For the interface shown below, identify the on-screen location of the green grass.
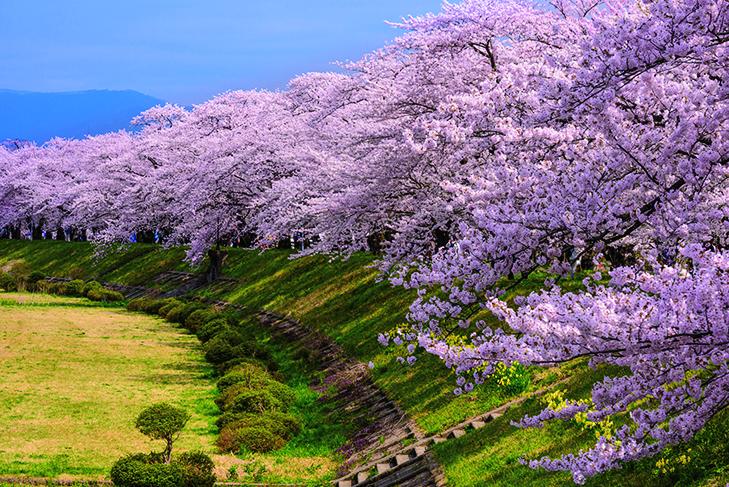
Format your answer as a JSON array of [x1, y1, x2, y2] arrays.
[[0, 292, 219, 481], [432, 364, 729, 487], [2, 240, 729, 486]]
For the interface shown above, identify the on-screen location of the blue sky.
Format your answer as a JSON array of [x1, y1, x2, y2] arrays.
[[0, 0, 444, 104]]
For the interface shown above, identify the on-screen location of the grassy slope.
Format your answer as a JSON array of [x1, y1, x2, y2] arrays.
[[1, 240, 727, 486], [0, 292, 218, 479]]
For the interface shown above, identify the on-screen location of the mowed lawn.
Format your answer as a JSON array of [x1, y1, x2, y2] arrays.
[[0, 293, 219, 481]]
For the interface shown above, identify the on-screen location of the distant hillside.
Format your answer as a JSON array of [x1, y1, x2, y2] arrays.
[[0, 89, 164, 143]]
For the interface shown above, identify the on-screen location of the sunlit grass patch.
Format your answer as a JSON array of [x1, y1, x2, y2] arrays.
[[0, 293, 219, 480]]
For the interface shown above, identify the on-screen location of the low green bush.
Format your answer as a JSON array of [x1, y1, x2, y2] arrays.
[[217, 411, 300, 441], [142, 298, 172, 314], [216, 363, 270, 392], [171, 302, 205, 325], [227, 389, 285, 414], [264, 380, 296, 408], [176, 451, 216, 487], [66, 279, 86, 295], [87, 288, 125, 302], [185, 309, 216, 332], [217, 426, 285, 453], [215, 356, 274, 375], [82, 280, 103, 296], [110, 453, 183, 487], [489, 361, 531, 395], [127, 297, 151, 312], [46, 281, 67, 295], [212, 328, 247, 347], [158, 299, 183, 318], [215, 411, 246, 430], [203, 335, 255, 364], [164, 304, 188, 324], [28, 270, 45, 284], [196, 318, 228, 342], [0, 272, 17, 291], [215, 383, 251, 410]]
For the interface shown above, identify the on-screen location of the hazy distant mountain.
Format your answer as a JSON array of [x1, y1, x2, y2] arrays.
[[0, 89, 165, 143]]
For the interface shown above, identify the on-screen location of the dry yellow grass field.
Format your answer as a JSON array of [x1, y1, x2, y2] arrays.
[[0, 293, 219, 480]]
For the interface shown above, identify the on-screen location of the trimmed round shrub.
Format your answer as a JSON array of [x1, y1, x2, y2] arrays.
[[263, 381, 296, 409], [203, 335, 254, 365], [142, 298, 172, 315], [215, 427, 239, 453], [227, 389, 284, 414], [166, 302, 204, 325], [215, 383, 250, 410], [196, 318, 228, 343], [216, 364, 270, 392], [46, 282, 67, 295], [0, 272, 17, 291], [158, 299, 183, 318], [164, 304, 188, 324], [82, 280, 103, 296], [110, 453, 184, 487], [87, 288, 125, 302], [212, 328, 247, 347], [185, 309, 216, 332], [215, 411, 247, 430], [136, 403, 190, 439], [65, 279, 86, 296], [27, 271, 46, 291], [224, 312, 245, 327], [215, 356, 273, 375], [175, 451, 216, 487], [216, 411, 300, 440], [217, 426, 285, 453], [127, 298, 152, 312], [268, 410, 302, 437]]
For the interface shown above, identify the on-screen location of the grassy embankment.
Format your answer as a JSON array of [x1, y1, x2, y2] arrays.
[[1, 239, 727, 486]]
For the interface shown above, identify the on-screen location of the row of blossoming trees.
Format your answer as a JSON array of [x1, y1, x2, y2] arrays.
[[0, 0, 727, 483]]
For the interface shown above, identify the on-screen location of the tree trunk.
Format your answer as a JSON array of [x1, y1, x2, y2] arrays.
[[163, 437, 173, 464], [206, 248, 228, 283], [31, 223, 43, 240]]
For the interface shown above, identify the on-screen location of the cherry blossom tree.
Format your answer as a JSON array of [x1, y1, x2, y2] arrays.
[[377, 0, 728, 482]]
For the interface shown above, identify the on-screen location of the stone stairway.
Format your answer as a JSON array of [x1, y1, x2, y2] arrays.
[[332, 375, 570, 487], [151, 271, 208, 297], [331, 405, 508, 487], [257, 311, 428, 477], [339, 451, 445, 487]]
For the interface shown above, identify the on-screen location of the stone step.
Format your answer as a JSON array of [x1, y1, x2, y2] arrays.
[[471, 420, 486, 429], [395, 454, 410, 466], [366, 456, 433, 487], [448, 428, 466, 439]]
